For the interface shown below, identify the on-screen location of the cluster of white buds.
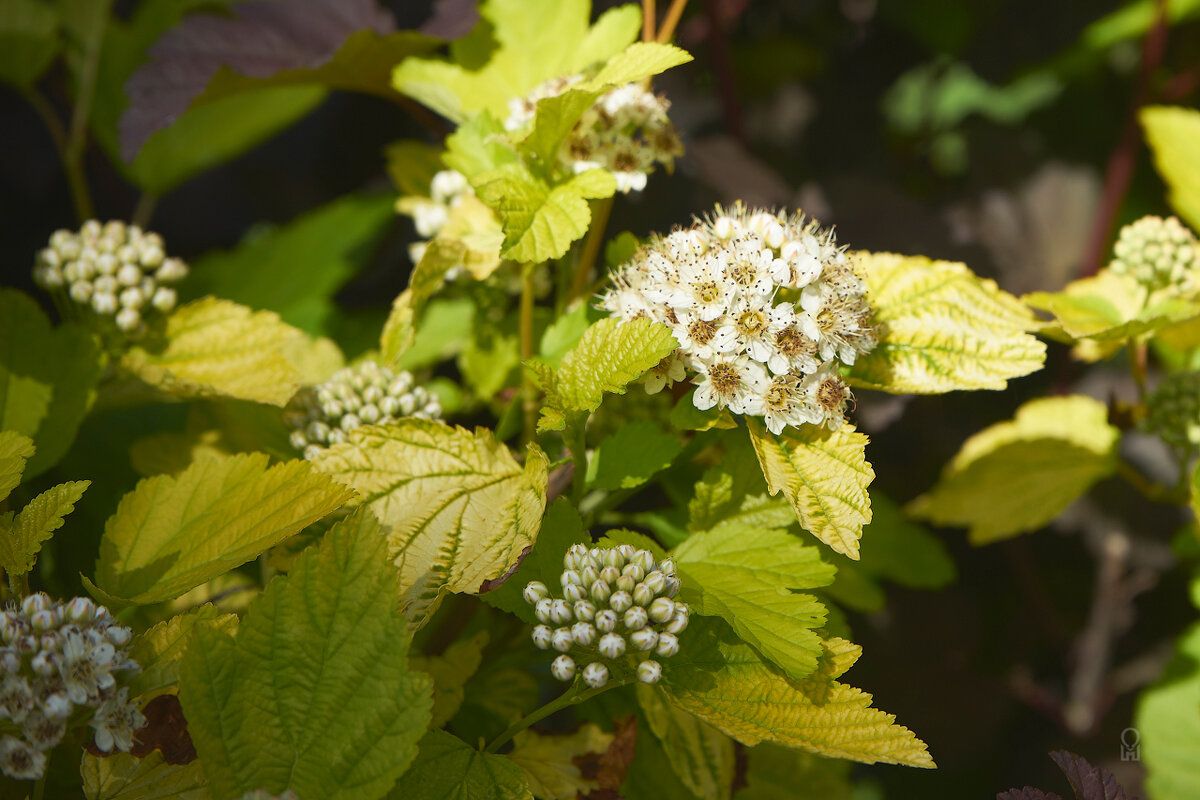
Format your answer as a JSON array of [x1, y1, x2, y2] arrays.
[[32, 220, 186, 335], [1144, 370, 1200, 453], [1108, 215, 1199, 292], [601, 204, 876, 434], [506, 77, 682, 193], [0, 594, 143, 781], [397, 169, 474, 267], [285, 360, 442, 459], [524, 543, 689, 688]]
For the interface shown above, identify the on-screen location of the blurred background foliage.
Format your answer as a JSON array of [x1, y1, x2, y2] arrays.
[[2, 0, 1200, 797]]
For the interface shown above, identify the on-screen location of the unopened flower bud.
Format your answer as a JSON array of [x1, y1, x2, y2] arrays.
[[534, 599, 553, 624], [643, 571, 666, 596], [30, 652, 56, 678], [20, 595, 51, 617], [115, 307, 141, 332], [573, 600, 596, 621], [551, 655, 576, 682], [656, 631, 679, 657], [659, 558, 677, 577], [616, 544, 636, 563], [523, 581, 549, 605], [29, 612, 56, 633], [630, 628, 659, 651], [92, 292, 117, 314], [68, 281, 92, 303], [532, 625, 553, 649], [615, 575, 636, 594], [647, 597, 675, 623], [572, 622, 597, 647], [549, 599, 572, 625], [609, 591, 633, 614], [594, 609, 618, 633], [563, 583, 587, 603], [581, 566, 600, 586], [105, 626, 132, 647], [583, 662, 609, 688], [551, 627, 574, 652], [561, 570, 582, 589], [599, 565, 620, 585], [633, 583, 654, 607], [598, 633, 626, 659], [637, 659, 663, 684], [665, 612, 689, 635], [623, 606, 648, 631], [663, 576, 681, 598], [590, 580, 612, 603], [621, 563, 645, 582]]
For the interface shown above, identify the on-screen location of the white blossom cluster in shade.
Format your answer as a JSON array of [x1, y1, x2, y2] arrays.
[[0, 594, 143, 781], [1145, 370, 1200, 453], [1109, 215, 1199, 292], [505, 76, 683, 193], [285, 360, 442, 459], [600, 204, 876, 434], [32, 220, 187, 335], [524, 543, 689, 688], [398, 169, 473, 268]]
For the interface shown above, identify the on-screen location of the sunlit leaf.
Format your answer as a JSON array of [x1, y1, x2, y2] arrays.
[[1142, 105, 1200, 231], [0, 480, 89, 576], [129, 605, 238, 700], [1135, 618, 1200, 800]]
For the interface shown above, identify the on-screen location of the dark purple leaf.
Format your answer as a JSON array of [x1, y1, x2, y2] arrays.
[[120, 0, 395, 161], [998, 789, 1064, 800], [1049, 750, 1137, 800], [420, 0, 480, 40]]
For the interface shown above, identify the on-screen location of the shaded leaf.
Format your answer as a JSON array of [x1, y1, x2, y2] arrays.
[[734, 744, 853, 800], [81, 749, 208, 800], [389, 731, 532, 799], [410, 631, 489, 728], [129, 605, 238, 700], [0, 430, 34, 506], [507, 725, 613, 800], [588, 421, 682, 491], [0, 0, 60, 88], [638, 684, 735, 800], [482, 499, 586, 622], [1049, 750, 1132, 800], [1135, 618, 1200, 800], [1142, 105, 1200, 231], [0, 367, 51, 445], [0, 480, 89, 576]]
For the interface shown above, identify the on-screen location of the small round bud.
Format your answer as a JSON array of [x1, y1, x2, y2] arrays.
[[68, 281, 93, 303], [523, 581, 549, 605], [535, 599, 554, 624], [630, 628, 659, 651], [21, 594, 51, 616], [633, 583, 654, 608], [29, 611, 56, 632], [583, 662, 609, 688], [632, 550, 655, 572], [615, 575, 636, 594], [580, 566, 600, 586], [358, 403, 381, 424], [573, 600, 596, 621], [663, 577, 681, 598], [643, 571, 666, 596], [92, 292, 118, 314], [594, 609, 618, 633], [549, 599, 573, 625], [119, 287, 144, 309], [567, 543, 590, 566], [115, 307, 141, 332], [599, 565, 620, 585], [659, 558, 677, 577], [665, 611, 689, 635], [598, 632, 626, 659], [616, 544, 636, 563], [621, 563, 645, 583], [647, 597, 675, 624], [572, 621, 597, 647], [590, 579, 612, 603], [116, 263, 142, 287], [340, 413, 361, 432], [105, 626, 132, 647], [532, 625, 553, 649], [551, 655, 576, 682], [637, 659, 663, 684], [66, 597, 96, 623], [656, 631, 679, 657], [609, 591, 633, 614], [561, 570, 582, 589], [563, 583, 587, 603], [623, 606, 649, 631], [551, 627, 574, 652], [601, 549, 623, 569]]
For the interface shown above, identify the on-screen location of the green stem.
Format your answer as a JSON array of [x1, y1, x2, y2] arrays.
[[132, 191, 159, 229], [62, 1, 111, 224], [565, 417, 589, 506], [1127, 339, 1148, 400], [520, 263, 537, 445], [484, 680, 619, 753], [569, 197, 614, 304], [1117, 457, 1177, 504]]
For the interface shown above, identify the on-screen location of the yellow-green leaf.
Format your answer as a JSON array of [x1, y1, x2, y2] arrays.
[[121, 297, 307, 406], [380, 288, 416, 367], [91, 452, 354, 606], [638, 683, 735, 800], [309, 420, 548, 626], [909, 395, 1119, 544], [1135, 617, 1200, 800], [735, 744, 852, 800], [393, 730, 533, 800], [660, 618, 934, 768], [1142, 105, 1200, 231], [747, 420, 874, 559], [849, 252, 1046, 393], [81, 750, 208, 800], [0, 479, 88, 576], [507, 724, 613, 800], [0, 430, 34, 505], [128, 605, 238, 701]]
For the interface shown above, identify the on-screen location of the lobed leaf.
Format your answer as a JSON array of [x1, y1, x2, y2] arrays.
[[0, 480, 89, 577], [674, 525, 835, 680], [179, 509, 433, 800], [660, 618, 934, 767], [388, 730, 532, 800], [747, 420, 874, 559], [81, 750, 208, 800], [507, 724, 614, 800], [309, 420, 549, 626], [848, 252, 1046, 393], [121, 297, 309, 406], [1141, 105, 1200, 231], [0, 430, 34, 506], [638, 684, 735, 800], [128, 605, 238, 701], [481, 499, 586, 622], [91, 451, 354, 606], [908, 395, 1119, 544]]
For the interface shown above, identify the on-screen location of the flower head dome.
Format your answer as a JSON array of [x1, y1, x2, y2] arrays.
[[1109, 215, 1199, 293]]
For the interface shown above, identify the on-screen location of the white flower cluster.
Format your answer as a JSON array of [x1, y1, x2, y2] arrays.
[[1109, 215, 1199, 292], [601, 205, 876, 434], [399, 169, 473, 267], [0, 594, 143, 781], [33, 220, 186, 335], [285, 360, 442, 459], [506, 76, 683, 193], [524, 543, 689, 688]]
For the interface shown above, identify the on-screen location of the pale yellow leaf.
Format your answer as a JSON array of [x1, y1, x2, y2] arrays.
[[507, 724, 613, 800], [638, 683, 735, 800], [1142, 105, 1200, 231], [81, 750, 208, 800]]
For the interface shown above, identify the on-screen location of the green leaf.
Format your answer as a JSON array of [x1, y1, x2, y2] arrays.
[[91, 452, 354, 606], [81, 750, 208, 800], [674, 525, 834, 680], [0, 0, 60, 88], [475, 164, 616, 263], [734, 744, 852, 800], [0, 480, 89, 577], [848, 252, 1046, 393], [179, 508, 433, 800], [1135, 619, 1200, 800], [660, 618, 935, 767], [539, 302, 597, 367], [1142, 105, 1200, 231], [909, 395, 1119, 544], [187, 193, 395, 337], [747, 420, 874, 560], [443, 111, 518, 180], [0, 289, 102, 477], [637, 683, 735, 800], [460, 329, 521, 400], [0, 366, 52, 438], [121, 297, 308, 407], [481, 499, 586, 623], [128, 605, 238, 701], [507, 724, 613, 800], [533, 317, 678, 432], [410, 631, 489, 728], [386, 139, 445, 196], [688, 432, 791, 534], [0, 430, 34, 506], [588, 421, 682, 491], [388, 730, 532, 800], [856, 491, 956, 589], [309, 421, 549, 626], [394, 297, 477, 372], [670, 390, 737, 432]]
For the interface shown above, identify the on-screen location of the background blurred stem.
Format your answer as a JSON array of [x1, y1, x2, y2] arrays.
[[643, 0, 656, 41], [656, 0, 689, 43], [62, 5, 110, 224], [569, 197, 613, 304], [520, 263, 537, 444]]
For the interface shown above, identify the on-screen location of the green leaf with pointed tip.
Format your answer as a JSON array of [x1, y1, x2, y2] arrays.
[[309, 421, 549, 626], [507, 724, 613, 800], [848, 252, 1046, 393], [81, 750, 208, 800], [588, 421, 682, 491], [475, 164, 616, 263], [909, 395, 1119, 544], [388, 730, 532, 800], [180, 508, 433, 800], [410, 631, 489, 728], [1142, 105, 1200, 231], [0, 430, 34, 506], [128, 605, 238, 701], [638, 683, 735, 800], [121, 297, 309, 407], [660, 618, 935, 768], [734, 744, 853, 800], [747, 420, 874, 560], [533, 317, 678, 432], [482, 499, 586, 623], [0, 0, 60, 88], [0, 480, 89, 576], [1135, 619, 1200, 800], [92, 452, 354, 606], [674, 525, 834, 680], [0, 289, 102, 478]]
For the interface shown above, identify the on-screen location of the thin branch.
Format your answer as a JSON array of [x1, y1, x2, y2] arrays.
[[656, 0, 689, 43], [569, 196, 613, 304], [643, 0, 657, 42]]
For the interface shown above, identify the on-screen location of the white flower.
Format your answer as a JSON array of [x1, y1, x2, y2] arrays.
[[22, 711, 65, 751], [760, 374, 820, 435], [0, 675, 34, 723], [0, 735, 45, 780], [89, 687, 145, 753], [693, 357, 768, 416], [671, 252, 735, 321], [56, 630, 116, 705], [712, 294, 779, 363], [643, 352, 687, 394]]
